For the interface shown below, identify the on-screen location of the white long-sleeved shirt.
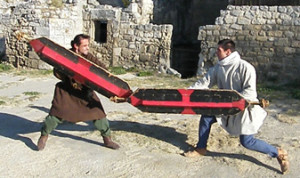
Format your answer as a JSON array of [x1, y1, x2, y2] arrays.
[[189, 51, 267, 135]]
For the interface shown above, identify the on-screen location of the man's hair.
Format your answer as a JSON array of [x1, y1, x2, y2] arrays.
[[218, 39, 235, 52], [71, 34, 90, 49]]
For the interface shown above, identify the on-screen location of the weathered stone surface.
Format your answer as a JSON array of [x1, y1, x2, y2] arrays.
[[1, 0, 172, 72], [121, 48, 132, 58], [197, 5, 300, 83]]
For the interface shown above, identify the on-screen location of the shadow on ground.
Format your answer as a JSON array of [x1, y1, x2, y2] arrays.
[[206, 151, 281, 174], [0, 112, 281, 173], [0, 112, 98, 151], [110, 120, 193, 151], [0, 112, 192, 152]]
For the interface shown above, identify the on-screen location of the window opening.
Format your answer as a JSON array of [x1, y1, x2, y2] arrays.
[[94, 21, 107, 43]]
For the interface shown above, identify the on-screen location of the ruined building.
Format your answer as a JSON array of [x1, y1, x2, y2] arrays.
[[0, 0, 299, 82]]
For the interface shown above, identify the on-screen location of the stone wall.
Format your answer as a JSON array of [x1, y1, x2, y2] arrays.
[[197, 5, 300, 83], [113, 23, 172, 70], [83, 0, 172, 70], [1, 0, 172, 72], [0, 0, 83, 69]]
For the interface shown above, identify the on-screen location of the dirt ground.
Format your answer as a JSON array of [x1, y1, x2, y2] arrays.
[[0, 71, 299, 177]]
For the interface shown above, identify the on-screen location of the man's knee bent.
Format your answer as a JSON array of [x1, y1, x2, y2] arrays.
[[240, 135, 255, 149], [200, 115, 217, 125]]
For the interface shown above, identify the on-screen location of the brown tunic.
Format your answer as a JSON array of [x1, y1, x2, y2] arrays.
[[49, 52, 107, 123]]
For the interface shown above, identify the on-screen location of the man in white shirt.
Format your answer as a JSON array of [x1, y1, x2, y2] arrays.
[[184, 39, 289, 174]]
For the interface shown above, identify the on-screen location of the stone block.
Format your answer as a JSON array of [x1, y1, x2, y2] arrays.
[[224, 16, 237, 24], [147, 45, 157, 54], [90, 9, 107, 20], [274, 38, 289, 46], [278, 6, 287, 13], [113, 48, 121, 56], [213, 30, 220, 36], [269, 6, 278, 12], [244, 11, 255, 19], [291, 41, 300, 48], [256, 36, 267, 42], [128, 42, 136, 49], [262, 11, 272, 19], [139, 53, 150, 61], [282, 20, 293, 25], [266, 19, 276, 25], [280, 13, 292, 21], [230, 24, 242, 30], [274, 31, 283, 37], [276, 18, 283, 24], [144, 32, 153, 38], [35, 26, 50, 37], [284, 47, 296, 54], [121, 48, 132, 58], [127, 29, 134, 35], [237, 17, 251, 25], [153, 31, 161, 38], [145, 24, 152, 31], [261, 50, 274, 57], [215, 17, 224, 25], [119, 40, 128, 48], [230, 10, 244, 17], [284, 31, 294, 38], [124, 34, 134, 41], [252, 18, 266, 25], [237, 36, 245, 41]]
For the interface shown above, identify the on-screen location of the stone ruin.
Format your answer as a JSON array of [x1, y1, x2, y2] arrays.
[[198, 5, 300, 83], [0, 0, 173, 74], [0, 0, 299, 83]]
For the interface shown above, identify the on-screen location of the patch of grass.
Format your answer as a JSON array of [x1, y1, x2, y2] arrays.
[[257, 84, 287, 100], [290, 89, 300, 100], [39, 69, 53, 75], [284, 79, 300, 99], [109, 67, 127, 75], [0, 63, 14, 72], [14, 69, 53, 77], [126, 67, 139, 73], [23, 91, 41, 101], [109, 67, 155, 77], [23, 91, 40, 96], [0, 100, 5, 105], [51, 0, 63, 8], [257, 85, 277, 95], [257, 81, 300, 100], [137, 71, 153, 77], [122, 0, 131, 7], [285, 109, 300, 116], [127, 73, 195, 89]]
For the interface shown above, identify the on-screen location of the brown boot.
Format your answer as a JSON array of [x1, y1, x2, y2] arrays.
[[37, 135, 48, 151], [277, 148, 289, 174], [184, 148, 207, 157], [103, 136, 120, 150]]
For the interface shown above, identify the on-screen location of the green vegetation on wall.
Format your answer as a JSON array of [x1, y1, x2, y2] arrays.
[[51, 0, 64, 8], [0, 63, 13, 72], [122, 0, 131, 7]]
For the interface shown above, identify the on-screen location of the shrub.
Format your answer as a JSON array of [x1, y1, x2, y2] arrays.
[[0, 63, 14, 72], [51, 0, 63, 8], [122, 0, 131, 7], [109, 66, 127, 75]]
